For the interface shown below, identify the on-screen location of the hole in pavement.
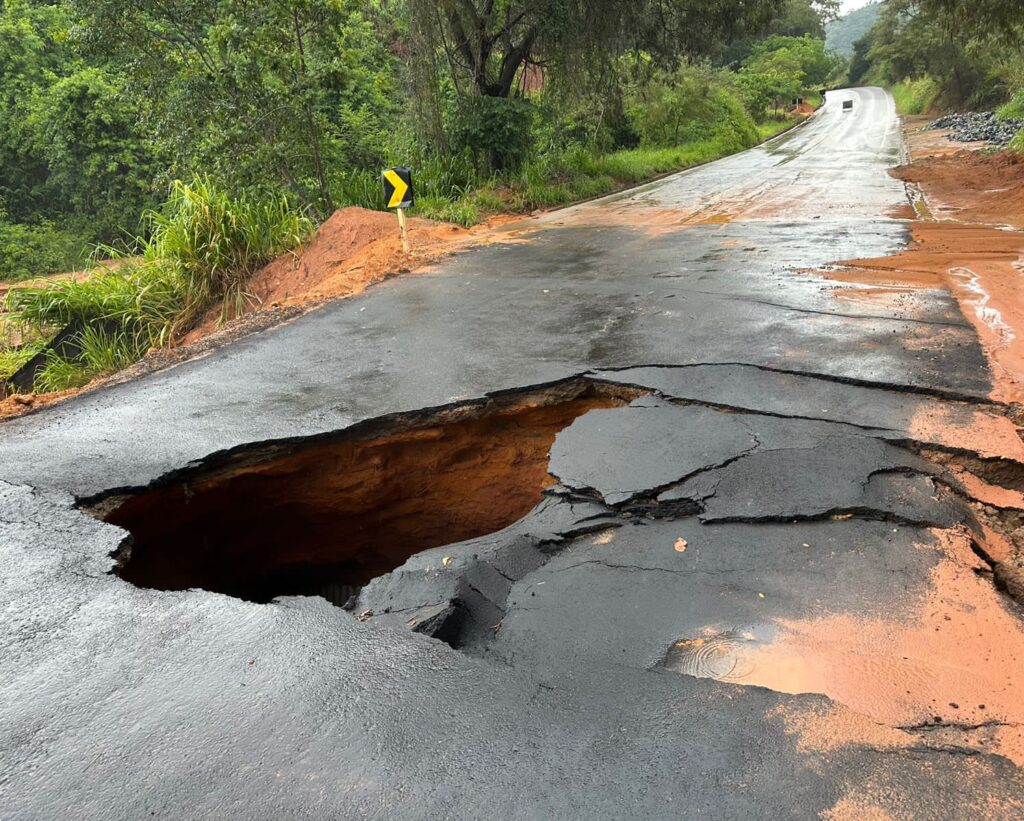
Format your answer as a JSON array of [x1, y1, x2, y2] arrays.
[[93, 379, 636, 606]]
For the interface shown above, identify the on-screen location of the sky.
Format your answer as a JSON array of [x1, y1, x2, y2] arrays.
[[839, 0, 875, 13]]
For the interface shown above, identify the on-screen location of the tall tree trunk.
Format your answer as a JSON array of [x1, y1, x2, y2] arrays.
[[292, 7, 333, 216]]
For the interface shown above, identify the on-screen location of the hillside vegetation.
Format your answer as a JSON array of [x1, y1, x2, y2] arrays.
[[848, 0, 1024, 118], [1, 0, 843, 394], [825, 2, 881, 58]]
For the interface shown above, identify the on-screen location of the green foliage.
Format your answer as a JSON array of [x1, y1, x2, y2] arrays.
[[999, 94, 1024, 121], [453, 96, 535, 172], [26, 67, 160, 238], [734, 35, 840, 118], [7, 262, 183, 347], [0, 340, 44, 381], [74, 0, 397, 216], [33, 324, 148, 393], [745, 35, 841, 88], [0, 220, 90, 282], [134, 178, 313, 327], [890, 77, 941, 115], [0, 1, 160, 240], [33, 354, 92, 393], [825, 2, 882, 58], [626, 63, 759, 148], [855, 0, 1021, 110]]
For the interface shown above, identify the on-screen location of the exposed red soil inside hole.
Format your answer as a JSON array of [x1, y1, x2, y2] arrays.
[[98, 382, 633, 604]]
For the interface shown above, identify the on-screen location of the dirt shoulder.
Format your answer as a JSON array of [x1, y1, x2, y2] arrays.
[[824, 121, 1024, 405]]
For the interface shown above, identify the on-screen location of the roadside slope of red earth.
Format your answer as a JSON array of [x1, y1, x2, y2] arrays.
[[821, 117, 1024, 603], [0, 208, 508, 420], [181, 207, 499, 343]]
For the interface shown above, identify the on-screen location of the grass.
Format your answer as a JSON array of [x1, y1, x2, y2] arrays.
[[0, 340, 44, 381], [32, 325, 148, 393], [415, 114, 803, 224], [890, 78, 940, 116], [2, 176, 313, 396]]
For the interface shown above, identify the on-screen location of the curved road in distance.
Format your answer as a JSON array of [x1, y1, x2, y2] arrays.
[[3, 88, 1024, 820], [0, 88, 977, 495]]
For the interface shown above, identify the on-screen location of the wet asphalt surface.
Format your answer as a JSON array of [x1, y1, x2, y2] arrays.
[[3, 88, 1024, 818]]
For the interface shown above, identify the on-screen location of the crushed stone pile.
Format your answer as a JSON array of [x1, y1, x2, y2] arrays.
[[929, 111, 1024, 146]]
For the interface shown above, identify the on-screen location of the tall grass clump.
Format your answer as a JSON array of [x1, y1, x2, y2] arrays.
[[138, 177, 313, 326], [890, 78, 940, 115], [4, 176, 313, 392], [32, 325, 148, 392]]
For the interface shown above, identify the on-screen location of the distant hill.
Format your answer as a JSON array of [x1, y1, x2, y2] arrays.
[[826, 2, 883, 57]]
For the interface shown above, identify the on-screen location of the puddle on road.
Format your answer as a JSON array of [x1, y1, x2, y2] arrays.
[[94, 380, 632, 606], [662, 529, 1024, 765], [663, 625, 778, 683]]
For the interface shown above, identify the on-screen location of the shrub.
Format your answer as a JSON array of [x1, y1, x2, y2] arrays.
[[0, 221, 91, 282], [453, 96, 534, 172], [5, 176, 313, 391], [890, 77, 940, 115], [626, 63, 759, 149]]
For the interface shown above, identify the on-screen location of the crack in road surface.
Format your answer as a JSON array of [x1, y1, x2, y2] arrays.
[[3, 87, 1024, 820]]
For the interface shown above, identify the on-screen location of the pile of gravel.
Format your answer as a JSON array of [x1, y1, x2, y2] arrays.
[[928, 111, 1024, 145]]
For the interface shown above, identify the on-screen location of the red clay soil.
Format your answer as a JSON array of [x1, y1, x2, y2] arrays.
[[183, 207, 484, 343], [822, 125, 1024, 404], [894, 149, 1024, 228], [0, 388, 80, 420]]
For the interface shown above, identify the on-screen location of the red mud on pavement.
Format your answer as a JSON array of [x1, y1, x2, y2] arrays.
[[719, 529, 1024, 766], [831, 222, 1024, 403], [820, 124, 1024, 404]]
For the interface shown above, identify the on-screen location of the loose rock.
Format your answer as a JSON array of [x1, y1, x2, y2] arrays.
[[928, 111, 1024, 146]]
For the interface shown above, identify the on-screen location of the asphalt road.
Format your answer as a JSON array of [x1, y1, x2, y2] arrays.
[[3, 87, 1023, 819]]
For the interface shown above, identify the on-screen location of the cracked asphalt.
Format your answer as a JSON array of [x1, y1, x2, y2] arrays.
[[3, 87, 1024, 818]]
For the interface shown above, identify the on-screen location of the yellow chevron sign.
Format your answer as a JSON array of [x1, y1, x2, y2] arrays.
[[382, 167, 413, 209]]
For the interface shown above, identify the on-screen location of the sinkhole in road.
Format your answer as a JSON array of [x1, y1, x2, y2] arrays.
[[98, 380, 633, 606]]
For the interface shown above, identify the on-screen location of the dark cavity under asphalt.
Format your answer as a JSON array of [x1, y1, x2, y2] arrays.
[[2, 87, 1024, 819]]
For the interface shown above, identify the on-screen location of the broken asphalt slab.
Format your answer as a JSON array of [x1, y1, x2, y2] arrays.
[[3, 87, 1024, 818]]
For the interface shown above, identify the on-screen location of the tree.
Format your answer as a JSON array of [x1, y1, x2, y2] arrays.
[[719, 0, 838, 68], [770, 0, 832, 39], [744, 34, 840, 91], [916, 0, 1024, 42], [73, 0, 396, 217], [625, 61, 758, 147], [416, 0, 783, 101], [0, 1, 159, 239], [859, 0, 1009, 107]]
